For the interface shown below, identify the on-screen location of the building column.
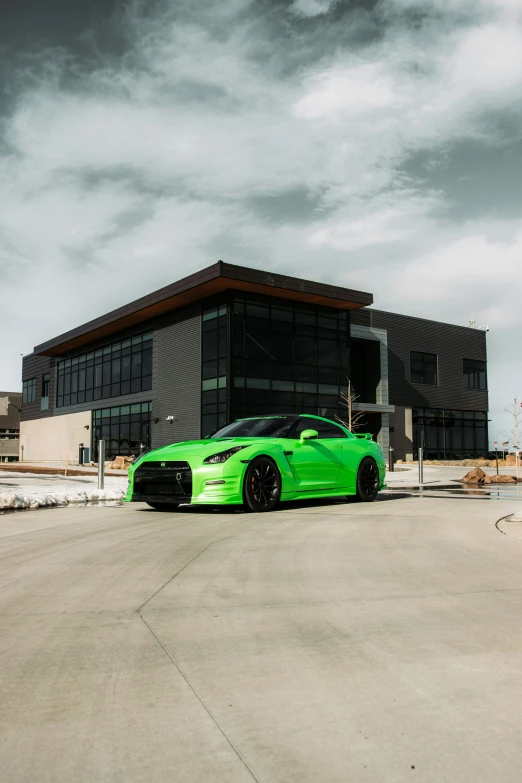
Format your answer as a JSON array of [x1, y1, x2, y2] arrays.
[[378, 413, 390, 455]]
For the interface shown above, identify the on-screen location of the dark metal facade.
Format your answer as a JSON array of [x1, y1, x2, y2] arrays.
[[21, 305, 202, 454], [152, 305, 202, 447], [21, 355, 55, 422], [352, 308, 488, 412]]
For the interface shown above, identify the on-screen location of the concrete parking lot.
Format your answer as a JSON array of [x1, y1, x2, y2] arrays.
[[1, 495, 522, 782]]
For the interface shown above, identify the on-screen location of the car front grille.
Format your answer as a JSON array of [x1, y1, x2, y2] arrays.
[[133, 461, 192, 501]]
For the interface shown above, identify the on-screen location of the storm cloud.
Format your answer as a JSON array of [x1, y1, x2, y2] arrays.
[[1, 0, 521, 441]]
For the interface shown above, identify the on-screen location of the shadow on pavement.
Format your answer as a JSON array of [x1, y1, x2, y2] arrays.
[[137, 492, 416, 515]]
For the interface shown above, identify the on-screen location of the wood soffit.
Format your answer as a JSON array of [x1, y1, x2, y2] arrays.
[[34, 263, 374, 357]]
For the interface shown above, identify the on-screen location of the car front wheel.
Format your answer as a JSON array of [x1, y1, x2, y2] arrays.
[[355, 457, 379, 502], [243, 457, 281, 512]]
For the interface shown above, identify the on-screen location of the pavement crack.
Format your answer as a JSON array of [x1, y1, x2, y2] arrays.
[[134, 518, 288, 783], [137, 610, 261, 783], [137, 517, 285, 614]]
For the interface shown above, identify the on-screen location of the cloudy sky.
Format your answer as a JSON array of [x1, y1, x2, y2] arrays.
[[1, 0, 521, 443]]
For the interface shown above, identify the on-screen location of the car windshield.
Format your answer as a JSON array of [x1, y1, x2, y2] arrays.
[[212, 416, 296, 439]]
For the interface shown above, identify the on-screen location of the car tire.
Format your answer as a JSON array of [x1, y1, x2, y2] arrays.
[[146, 502, 180, 511], [355, 457, 379, 502], [243, 457, 281, 512]]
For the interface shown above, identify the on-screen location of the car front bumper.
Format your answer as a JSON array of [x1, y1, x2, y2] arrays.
[[124, 459, 246, 505]]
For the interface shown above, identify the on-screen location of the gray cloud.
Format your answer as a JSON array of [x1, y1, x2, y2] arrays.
[[1, 0, 521, 442]]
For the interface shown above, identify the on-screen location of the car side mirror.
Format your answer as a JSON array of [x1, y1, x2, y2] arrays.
[[300, 429, 318, 443], [354, 433, 373, 441]]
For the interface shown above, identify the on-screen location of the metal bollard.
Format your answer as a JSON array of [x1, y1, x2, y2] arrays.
[[418, 447, 424, 487], [389, 446, 394, 472], [97, 439, 105, 490]]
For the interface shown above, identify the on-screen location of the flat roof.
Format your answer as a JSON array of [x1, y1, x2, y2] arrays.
[[34, 262, 373, 356]]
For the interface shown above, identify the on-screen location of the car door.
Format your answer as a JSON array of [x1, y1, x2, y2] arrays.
[[285, 417, 347, 491]]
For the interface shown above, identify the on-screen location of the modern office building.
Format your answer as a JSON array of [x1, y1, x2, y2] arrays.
[[0, 391, 21, 462], [20, 262, 488, 463]]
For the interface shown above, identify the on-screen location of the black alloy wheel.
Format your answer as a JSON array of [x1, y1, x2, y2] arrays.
[[243, 457, 281, 512], [355, 457, 379, 502], [146, 502, 180, 511]]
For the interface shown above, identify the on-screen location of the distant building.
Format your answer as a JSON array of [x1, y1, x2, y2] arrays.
[[0, 391, 21, 462], [20, 262, 488, 463]]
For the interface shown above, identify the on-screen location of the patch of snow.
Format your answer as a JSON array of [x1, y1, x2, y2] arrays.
[[0, 475, 128, 510]]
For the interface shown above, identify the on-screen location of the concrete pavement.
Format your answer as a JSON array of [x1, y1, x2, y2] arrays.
[[1, 496, 522, 782]]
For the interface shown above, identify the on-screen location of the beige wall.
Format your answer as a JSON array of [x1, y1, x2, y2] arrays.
[[20, 411, 91, 463], [388, 405, 414, 462]]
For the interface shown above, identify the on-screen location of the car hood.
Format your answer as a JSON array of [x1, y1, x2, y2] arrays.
[[135, 438, 268, 464]]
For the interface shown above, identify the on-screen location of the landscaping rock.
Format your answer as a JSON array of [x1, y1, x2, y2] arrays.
[[460, 468, 491, 484], [107, 455, 135, 470], [490, 475, 516, 484]]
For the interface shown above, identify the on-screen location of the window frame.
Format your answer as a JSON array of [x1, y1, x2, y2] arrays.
[[410, 351, 439, 386], [56, 330, 153, 409], [463, 358, 487, 390], [22, 378, 37, 404], [41, 373, 50, 411]]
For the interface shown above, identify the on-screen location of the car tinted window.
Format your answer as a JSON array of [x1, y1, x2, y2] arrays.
[[212, 417, 296, 438], [293, 417, 348, 439]]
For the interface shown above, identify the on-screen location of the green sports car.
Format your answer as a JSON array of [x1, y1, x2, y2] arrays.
[[123, 414, 386, 512]]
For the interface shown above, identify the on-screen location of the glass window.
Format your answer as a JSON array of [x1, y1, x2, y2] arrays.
[[92, 401, 151, 459], [295, 335, 316, 364], [203, 307, 218, 322], [273, 379, 294, 392], [412, 408, 488, 459], [271, 334, 293, 363], [201, 302, 228, 435], [246, 303, 269, 320], [40, 373, 50, 410], [226, 294, 348, 425], [22, 378, 36, 404], [56, 330, 154, 408], [293, 417, 347, 439], [317, 339, 337, 367], [463, 359, 487, 390], [246, 378, 270, 389], [245, 329, 270, 360], [410, 351, 438, 385], [212, 416, 297, 438], [271, 306, 293, 323]]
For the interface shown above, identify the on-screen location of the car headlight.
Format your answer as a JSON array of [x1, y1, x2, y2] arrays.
[[204, 445, 250, 464]]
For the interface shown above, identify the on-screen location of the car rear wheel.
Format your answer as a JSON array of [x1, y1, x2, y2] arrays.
[[355, 457, 379, 502], [146, 502, 180, 511], [243, 457, 281, 512]]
